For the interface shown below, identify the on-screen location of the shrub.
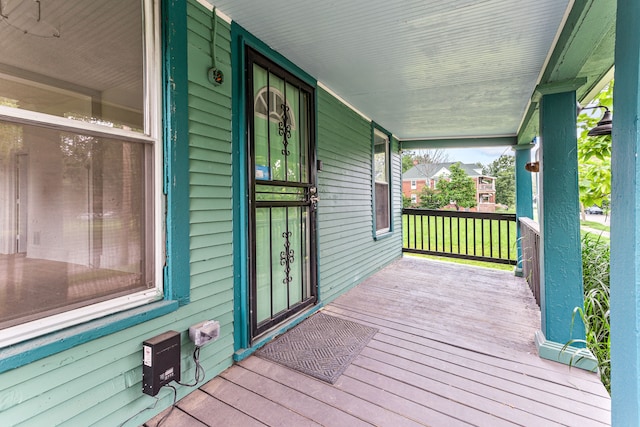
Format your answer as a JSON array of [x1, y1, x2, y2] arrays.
[[577, 234, 610, 393]]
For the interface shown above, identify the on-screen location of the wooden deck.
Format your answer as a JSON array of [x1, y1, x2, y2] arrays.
[[147, 256, 611, 426]]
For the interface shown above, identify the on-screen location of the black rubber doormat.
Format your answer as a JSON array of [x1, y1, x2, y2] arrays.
[[256, 312, 378, 384]]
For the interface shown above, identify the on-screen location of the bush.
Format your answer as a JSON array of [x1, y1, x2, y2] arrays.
[[577, 234, 610, 393]]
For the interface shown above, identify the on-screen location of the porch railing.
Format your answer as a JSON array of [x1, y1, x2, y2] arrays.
[[477, 184, 495, 191], [519, 217, 541, 306], [402, 208, 517, 265]]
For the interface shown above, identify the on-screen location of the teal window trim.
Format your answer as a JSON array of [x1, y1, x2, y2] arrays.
[[231, 22, 318, 351], [163, 0, 190, 305], [0, 301, 177, 374], [0, 0, 187, 372], [372, 122, 394, 240]]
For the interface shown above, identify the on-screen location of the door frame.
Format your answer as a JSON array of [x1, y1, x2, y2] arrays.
[[231, 24, 319, 353]]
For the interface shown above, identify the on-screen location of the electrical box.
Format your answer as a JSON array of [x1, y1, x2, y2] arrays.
[[189, 320, 220, 347], [142, 330, 181, 396]]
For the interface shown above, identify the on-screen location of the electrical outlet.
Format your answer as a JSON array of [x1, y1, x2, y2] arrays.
[[189, 320, 220, 347]]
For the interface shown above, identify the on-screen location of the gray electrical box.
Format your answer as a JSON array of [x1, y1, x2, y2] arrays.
[[142, 330, 181, 396]]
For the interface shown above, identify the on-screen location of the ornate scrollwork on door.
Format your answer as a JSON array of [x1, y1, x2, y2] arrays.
[[278, 104, 291, 156], [279, 231, 295, 285]]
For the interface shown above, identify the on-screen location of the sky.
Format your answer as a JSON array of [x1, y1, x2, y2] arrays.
[[442, 146, 514, 166]]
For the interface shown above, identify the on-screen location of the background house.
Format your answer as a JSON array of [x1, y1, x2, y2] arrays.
[[403, 162, 497, 211]]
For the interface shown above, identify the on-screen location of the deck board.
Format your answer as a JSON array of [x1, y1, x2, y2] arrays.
[[147, 256, 611, 426]]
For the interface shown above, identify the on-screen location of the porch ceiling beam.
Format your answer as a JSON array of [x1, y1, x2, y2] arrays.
[[531, 78, 588, 103], [517, 0, 616, 145], [400, 136, 516, 150]]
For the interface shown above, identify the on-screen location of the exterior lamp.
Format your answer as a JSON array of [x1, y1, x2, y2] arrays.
[[579, 105, 613, 136], [525, 143, 540, 173]]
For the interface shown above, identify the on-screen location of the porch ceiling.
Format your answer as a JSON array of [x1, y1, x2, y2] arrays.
[[208, 0, 581, 142]]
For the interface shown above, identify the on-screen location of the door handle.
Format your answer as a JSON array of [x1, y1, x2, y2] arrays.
[[308, 187, 319, 208]]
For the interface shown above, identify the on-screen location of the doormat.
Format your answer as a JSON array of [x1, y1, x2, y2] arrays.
[[256, 313, 378, 384]]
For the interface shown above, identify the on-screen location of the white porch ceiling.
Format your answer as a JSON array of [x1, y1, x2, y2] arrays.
[[208, 0, 572, 140]]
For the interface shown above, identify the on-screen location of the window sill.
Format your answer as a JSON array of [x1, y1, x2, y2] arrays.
[[374, 230, 394, 241], [0, 300, 178, 374]]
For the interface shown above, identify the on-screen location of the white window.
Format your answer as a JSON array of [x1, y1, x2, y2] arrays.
[[411, 194, 417, 204], [410, 180, 417, 189], [0, 0, 161, 346], [373, 128, 390, 234]]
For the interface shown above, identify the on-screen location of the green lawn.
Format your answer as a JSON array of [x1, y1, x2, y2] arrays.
[[402, 213, 518, 265], [580, 220, 610, 232]]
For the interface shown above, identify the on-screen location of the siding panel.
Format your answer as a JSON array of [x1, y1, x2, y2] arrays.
[[0, 2, 237, 426], [317, 88, 402, 304]]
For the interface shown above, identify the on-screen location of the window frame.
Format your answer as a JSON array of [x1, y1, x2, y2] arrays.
[[0, 0, 166, 350], [411, 179, 417, 189], [372, 123, 393, 238]]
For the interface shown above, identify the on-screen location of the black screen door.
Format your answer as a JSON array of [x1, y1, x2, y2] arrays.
[[247, 48, 317, 339]]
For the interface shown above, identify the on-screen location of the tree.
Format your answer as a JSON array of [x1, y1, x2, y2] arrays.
[[483, 155, 516, 207], [577, 82, 613, 210], [401, 149, 450, 172], [436, 163, 476, 210], [418, 186, 444, 209]]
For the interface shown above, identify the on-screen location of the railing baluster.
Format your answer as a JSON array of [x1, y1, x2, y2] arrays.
[[412, 213, 417, 249], [507, 221, 511, 259], [493, 219, 498, 259], [456, 217, 460, 256], [427, 214, 431, 251], [481, 218, 485, 257], [465, 217, 469, 255], [435, 215, 439, 252], [519, 217, 540, 306], [449, 216, 453, 253], [420, 214, 424, 250], [401, 208, 517, 265]]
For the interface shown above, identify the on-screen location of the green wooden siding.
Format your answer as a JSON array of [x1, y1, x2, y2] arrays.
[[317, 88, 402, 303], [0, 4, 403, 425], [0, 2, 236, 426]]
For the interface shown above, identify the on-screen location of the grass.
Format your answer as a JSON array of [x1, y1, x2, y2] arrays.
[[403, 213, 518, 266], [566, 235, 610, 393], [580, 219, 610, 232], [581, 230, 610, 245]]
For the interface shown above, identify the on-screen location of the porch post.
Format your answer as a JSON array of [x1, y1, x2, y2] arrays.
[[537, 91, 586, 348], [514, 145, 534, 275], [611, 0, 640, 422]]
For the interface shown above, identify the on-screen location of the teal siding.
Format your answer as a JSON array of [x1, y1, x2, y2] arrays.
[[0, 2, 236, 426], [0, 4, 404, 425], [317, 88, 402, 303]]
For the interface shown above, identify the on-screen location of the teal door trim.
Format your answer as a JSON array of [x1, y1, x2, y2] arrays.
[[611, 0, 640, 422], [231, 25, 250, 351], [231, 22, 318, 351]]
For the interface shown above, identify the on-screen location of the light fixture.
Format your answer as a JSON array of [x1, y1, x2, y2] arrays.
[[525, 161, 539, 173], [525, 142, 540, 173], [578, 105, 613, 136]]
